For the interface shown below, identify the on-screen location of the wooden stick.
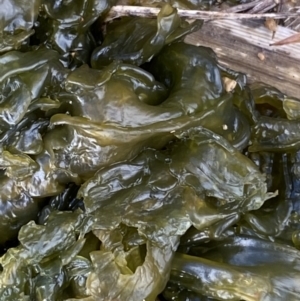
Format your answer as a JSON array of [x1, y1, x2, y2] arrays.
[[222, 0, 262, 13], [270, 32, 300, 45], [247, 1, 276, 14], [106, 5, 299, 22]]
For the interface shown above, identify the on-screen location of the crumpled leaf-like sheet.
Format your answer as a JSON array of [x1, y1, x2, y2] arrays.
[[0, 48, 66, 131], [0, 48, 69, 245], [149, 42, 251, 150], [0, 210, 86, 300], [283, 97, 300, 120], [0, 8, 210, 247], [1, 2, 300, 301], [0, 127, 274, 300], [239, 151, 300, 245], [250, 116, 300, 152], [0, 0, 40, 53], [35, 0, 118, 67], [91, 4, 202, 68], [249, 84, 300, 152], [168, 236, 300, 301], [46, 42, 243, 179], [73, 127, 274, 301]]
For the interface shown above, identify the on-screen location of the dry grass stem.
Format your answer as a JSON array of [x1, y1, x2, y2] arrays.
[[106, 5, 299, 22], [270, 32, 300, 45], [222, 0, 262, 13], [247, 0, 277, 13]]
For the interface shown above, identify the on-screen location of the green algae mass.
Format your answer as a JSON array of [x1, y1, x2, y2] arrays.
[[0, 1, 300, 301]]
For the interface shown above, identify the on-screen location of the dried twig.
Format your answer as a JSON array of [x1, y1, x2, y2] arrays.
[[106, 5, 299, 22], [247, 0, 277, 14], [270, 32, 300, 45], [222, 0, 262, 13], [254, 3, 277, 13]]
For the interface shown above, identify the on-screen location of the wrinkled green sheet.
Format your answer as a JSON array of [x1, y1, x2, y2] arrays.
[[0, 1, 300, 301]]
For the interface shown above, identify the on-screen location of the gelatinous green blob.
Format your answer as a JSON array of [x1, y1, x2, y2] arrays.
[[45, 44, 244, 179], [250, 82, 286, 118], [91, 5, 202, 68], [0, 1, 299, 300], [250, 116, 300, 152], [283, 98, 300, 120], [35, 0, 118, 67], [0, 0, 40, 53], [150, 42, 251, 149], [171, 236, 300, 300]]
